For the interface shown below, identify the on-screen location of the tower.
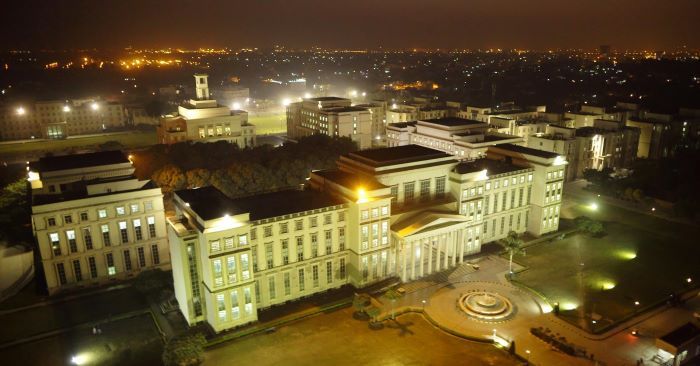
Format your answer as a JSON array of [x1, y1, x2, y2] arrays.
[[194, 73, 210, 100]]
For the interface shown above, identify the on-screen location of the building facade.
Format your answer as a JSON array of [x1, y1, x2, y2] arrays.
[[29, 151, 170, 294], [0, 99, 125, 140], [157, 74, 256, 147], [168, 144, 566, 332]]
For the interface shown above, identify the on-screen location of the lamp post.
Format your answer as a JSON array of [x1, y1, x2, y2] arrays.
[[526, 349, 531, 364]]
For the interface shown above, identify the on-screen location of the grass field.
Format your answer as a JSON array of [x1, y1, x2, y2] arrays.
[[0, 131, 157, 161], [249, 113, 286, 135], [513, 202, 700, 333]]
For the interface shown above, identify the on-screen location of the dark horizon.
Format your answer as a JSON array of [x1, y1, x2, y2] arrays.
[[1, 0, 699, 51]]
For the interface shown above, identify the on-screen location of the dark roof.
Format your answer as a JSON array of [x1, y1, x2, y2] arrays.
[[32, 178, 153, 206], [454, 158, 529, 175], [36, 151, 128, 173], [348, 145, 453, 167], [660, 323, 700, 347], [176, 186, 345, 221], [308, 97, 347, 102], [421, 117, 485, 127], [313, 169, 387, 191], [482, 134, 519, 142], [388, 121, 417, 129], [324, 106, 368, 113], [492, 144, 560, 159]]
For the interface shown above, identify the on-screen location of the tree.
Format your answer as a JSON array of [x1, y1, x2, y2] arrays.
[[152, 164, 186, 193], [384, 289, 402, 320], [133, 268, 173, 301], [0, 179, 31, 244], [502, 230, 524, 277], [575, 216, 604, 236], [353, 293, 371, 316], [162, 333, 206, 366]]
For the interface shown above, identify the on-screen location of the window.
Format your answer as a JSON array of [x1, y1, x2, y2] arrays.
[[151, 244, 160, 265], [420, 179, 430, 201], [130, 203, 139, 213], [226, 256, 237, 283], [144, 201, 153, 211], [326, 261, 333, 284], [390, 185, 398, 204], [324, 230, 332, 254], [503, 178, 509, 188], [211, 240, 221, 252], [264, 225, 272, 237], [98, 209, 107, 219], [268, 276, 276, 300], [381, 206, 389, 216], [47, 217, 56, 227], [64, 215, 72, 224], [244, 287, 253, 316], [67, 230, 77, 253], [361, 225, 369, 250], [101, 224, 111, 246], [119, 221, 128, 243], [223, 237, 234, 250], [123, 250, 132, 271], [338, 211, 345, 222], [324, 214, 331, 225], [339, 228, 345, 251], [266, 243, 274, 269], [106, 253, 116, 276], [279, 222, 288, 234], [435, 176, 446, 198], [137, 247, 146, 267], [312, 265, 319, 288], [371, 254, 378, 279], [310, 216, 318, 228], [282, 239, 289, 265], [147, 216, 156, 238], [88, 257, 98, 278], [404, 182, 415, 203], [213, 259, 223, 286], [80, 212, 89, 221], [527, 187, 532, 204], [73, 260, 82, 282], [250, 228, 257, 240], [295, 220, 303, 231], [284, 272, 291, 296], [116, 206, 125, 216], [241, 254, 250, 280], [381, 221, 389, 245], [83, 228, 93, 250], [50, 232, 61, 256], [296, 237, 304, 262], [381, 251, 388, 276], [56, 263, 67, 285], [217, 294, 226, 321], [339, 258, 346, 279], [239, 235, 248, 246], [252, 249, 258, 272], [362, 257, 369, 280], [311, 233, 318, 257], [133, 219, 142, 241], [361, 210, 369, 220], [298, 268, 305, 291], [371, 223, 379, 248]]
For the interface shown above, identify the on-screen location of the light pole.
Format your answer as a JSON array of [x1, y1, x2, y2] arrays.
[[526, 349, 531, 364]]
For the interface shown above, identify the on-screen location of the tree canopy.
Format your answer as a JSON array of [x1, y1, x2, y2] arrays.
[[162, 333, 207, 366]]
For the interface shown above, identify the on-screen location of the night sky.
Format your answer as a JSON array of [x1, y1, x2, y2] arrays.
[[1, 0, 699, 50]]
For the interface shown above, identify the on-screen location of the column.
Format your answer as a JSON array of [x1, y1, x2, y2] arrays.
[[410, 241, 416, 280], [452, 231, 458, 266], [459, 230, 465, 263], [401, 240, 407, 281], [427, 237, 433, 276], [435, 236, 441, 272], [418, 240, 424, 278], [443, 234, 449, 269]]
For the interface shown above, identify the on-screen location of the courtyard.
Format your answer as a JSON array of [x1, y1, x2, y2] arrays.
[[514, 195, 700, 333], [205, 306, 520, 366]]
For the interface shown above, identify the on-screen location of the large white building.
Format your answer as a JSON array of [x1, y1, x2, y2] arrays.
[[387, 117, 524, 160], [29, 151, 170, 294], [0, 99, 125, 140], [167, 144, 566, 332], [286, 97, 373, 149], [157, 74, 256, 147]]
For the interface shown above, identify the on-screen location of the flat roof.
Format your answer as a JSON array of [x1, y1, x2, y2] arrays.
[[324, 106, 368, 113], [313, 169, 387, 191], [421, 117, 485, 127], [454, 158, 528, 175], [492, 143, 560, 159], [660, 323, 700, 347], [176, 186, 344, 221], [348, 145, 453, 167], [36, 150, 129, 173], [387, 121, 417, 129], [32, 178, 153, 205], [307, 97, 347, 102]]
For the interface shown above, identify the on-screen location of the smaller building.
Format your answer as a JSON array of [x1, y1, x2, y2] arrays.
[[656, 322, 700, 366]]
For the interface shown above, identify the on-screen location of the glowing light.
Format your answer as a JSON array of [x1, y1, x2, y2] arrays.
[[303, 92, 312, 99], [560, 302, 579, 311], [71, 354, 88, 365], [90, 102, 99, 111], [16, 107, 26, 115], [601, 281, 616, 290], [687, 277, 692, 283], [232, 102, 241, 110], [361, 92, 366, 97], [589, 202, 598, 211], [616, 250, 637, 260], [27, 171, 40, 181], [63, 105, 71, 112], [349, 90, 358, 97], [475, 169, 488, 181], [357, 188, 368, 203], [281, 98, 291, 107], [634, 301, 640, 306], [391, 103, 398, 109], [553, 155, 567, 166], [541, 303, 553, 313]]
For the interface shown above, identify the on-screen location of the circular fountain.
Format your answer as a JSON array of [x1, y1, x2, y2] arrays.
[[459, 291, 514, 321]]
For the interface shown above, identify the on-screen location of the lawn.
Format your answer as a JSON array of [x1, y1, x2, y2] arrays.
[[513, 201, 700, 333], [249, 113, 286, 135]]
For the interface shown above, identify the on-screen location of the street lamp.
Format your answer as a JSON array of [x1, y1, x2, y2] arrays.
[[634, 301, 640, 306], [526, 350, 531, 364], [91, 102, 99, 111], [16, 106, 26, 115], [687, 277, 693, 284], [63, 105, 71, 112], [589, 202, 598, 211]]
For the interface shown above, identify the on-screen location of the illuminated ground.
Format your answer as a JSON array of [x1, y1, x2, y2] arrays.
[[513, 197, 700, 332], [205, 306, 519, 366], [249, 113, 286, 135]]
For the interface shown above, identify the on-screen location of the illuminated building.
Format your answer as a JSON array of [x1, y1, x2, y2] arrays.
[[386, 117, 524, 160], [286, 97, 373, 149], [168, 144, 565, 332], [29, 151, 169, 294], [0, 99, 125, 140], [157, 74, 256, 146]]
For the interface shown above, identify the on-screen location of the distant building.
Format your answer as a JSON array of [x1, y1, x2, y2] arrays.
[[527, 125, 579, 181], [29, 151, 169, 294], [286, 97, 373, 149], [211, 85, 250, 109], [157, 74, 256, 147], [167, 144, 566, 332], [386, 117, 524, 160], [353, 100, 388, 147], [655, 322, 700, 366], [0, 99, 125, 140]]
